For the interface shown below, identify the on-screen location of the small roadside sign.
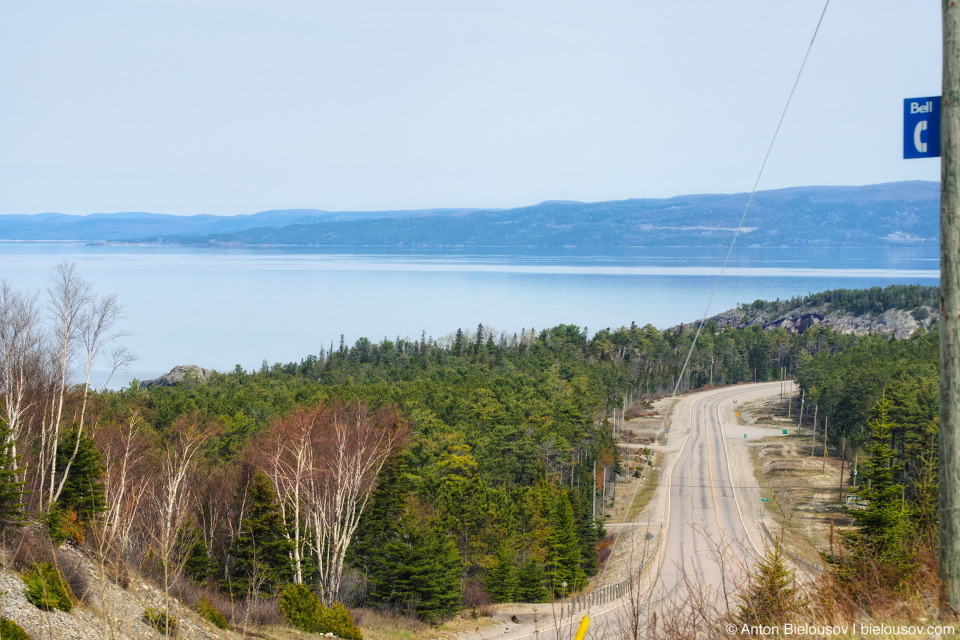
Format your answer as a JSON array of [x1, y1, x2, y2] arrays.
[[743, 434, 747, 439], [904, 96, 941, 158]]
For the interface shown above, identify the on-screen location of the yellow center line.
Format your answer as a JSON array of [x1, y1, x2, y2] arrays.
[[704, 398, 739, 562]]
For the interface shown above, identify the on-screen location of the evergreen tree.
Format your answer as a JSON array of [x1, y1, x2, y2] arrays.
[[840, 400, 917, 588], [544, 491, 586, 595], [515, 556, 547, 603], [227, 471, 294, 597], [484, 542, 517, 603], [373, 513, 463, 623], [53, 429, 106, 521], [570, 489, 599, 577], [348, 455, 411, 596], [737, 539, 804, 627], [183, 534, 217, 586], [0, 420, 24, 531]]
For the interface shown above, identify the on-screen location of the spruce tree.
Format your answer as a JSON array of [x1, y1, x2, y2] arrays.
[[53, 429, 105, 521], [373, 514, 463, 623], [737, 539, 804, 627], [347, 454, 410, 593], [840, 399, 918, 590], [571, 489, 599, 577], [183, 534, 216, 586], [515, 556, 547, 603], [0, 420, 24, 531], [544, 492, 586, 595], [227, 471, 294, 597], [484, 542, 517, 603]]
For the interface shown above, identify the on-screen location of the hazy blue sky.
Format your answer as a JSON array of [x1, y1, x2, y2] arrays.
[[0, 1, 942, 215]]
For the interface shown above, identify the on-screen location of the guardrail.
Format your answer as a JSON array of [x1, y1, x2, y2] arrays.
[[759, 521, 824, 576], [559, 526, 661, 617]]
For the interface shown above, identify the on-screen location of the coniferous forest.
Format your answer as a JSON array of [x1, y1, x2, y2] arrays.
[[0, 265, 943, 631]]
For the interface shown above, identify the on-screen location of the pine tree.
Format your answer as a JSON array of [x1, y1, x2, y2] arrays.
[[544, 491, 586, 595], [484, 542, 517, 603], [183, 534, 216, 586], [737, 538, 804, 627], [348, 455, 410, 598], [840, 399, 918, 589], [0, 421, 23, 531], [571, 489, 599, 577], [53, 429, 105, 521], [227, 471, 294, 597], [373, 514, 463, 623], [515, 556, 547, 603]]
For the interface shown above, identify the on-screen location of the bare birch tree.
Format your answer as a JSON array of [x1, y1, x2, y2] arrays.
[[262, 407, 316, 585], [41, 261, 92, 508], [304, 401, 407, 602], [151, 414, 211, 638], [0, 281, 42, 473], [96, 409, 154, 552]]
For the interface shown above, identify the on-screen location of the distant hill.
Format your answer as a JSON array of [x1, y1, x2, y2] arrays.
[[0, 207, 479, 242], [0, 181, 938, 247]]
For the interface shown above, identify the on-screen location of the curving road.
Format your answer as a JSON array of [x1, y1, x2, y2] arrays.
[[470, 382, 783, 640]]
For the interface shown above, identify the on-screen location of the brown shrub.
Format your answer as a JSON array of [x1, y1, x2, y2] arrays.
[[462, 580, 494, 617], [54, 549, 92, 603], [169, 575, 201, 608], [200, 589, 237, 625], [7, 525, 55, 570], [241, 597, 280, 626]]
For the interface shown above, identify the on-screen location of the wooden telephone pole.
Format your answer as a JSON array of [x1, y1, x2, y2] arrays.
[[943, 0, 960, 612]]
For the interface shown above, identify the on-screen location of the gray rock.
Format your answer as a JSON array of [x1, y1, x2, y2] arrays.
[[673, 305, 938, 339], [140, 364, 213, 389]]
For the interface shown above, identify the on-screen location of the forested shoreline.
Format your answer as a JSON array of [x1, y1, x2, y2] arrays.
[[0, 268, 944, 635]]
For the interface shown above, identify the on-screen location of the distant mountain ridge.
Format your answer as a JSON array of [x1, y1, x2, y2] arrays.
[[0, 181, 938, 247]]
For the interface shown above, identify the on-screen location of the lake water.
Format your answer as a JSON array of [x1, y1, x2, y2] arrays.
[[1, 243, 939, 387]]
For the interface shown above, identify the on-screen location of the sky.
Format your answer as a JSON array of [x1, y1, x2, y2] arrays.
[[0, 1, 943, 216]]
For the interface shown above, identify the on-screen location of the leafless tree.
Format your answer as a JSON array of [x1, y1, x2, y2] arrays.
[[0, 281, 42, 474], [39, 261, 93, 508], [305, 401, 408, 603], [262, 407, 316, 585], [96, 409, 155, 552], [150, 414, 211, 639]]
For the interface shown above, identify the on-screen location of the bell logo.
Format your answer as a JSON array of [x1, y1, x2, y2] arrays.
[[904, 96, 941, 159]]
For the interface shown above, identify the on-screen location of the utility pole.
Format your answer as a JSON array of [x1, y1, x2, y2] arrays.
[[788, 382, 792, 420], [942, 0, 960, 610], [822, 416, 829, 474], [592, 462, 597, 520], [811, 405, 818, 456], [797, 389, 805, 433], [852, 448, 858, 489], [838, 434, 846, 504]]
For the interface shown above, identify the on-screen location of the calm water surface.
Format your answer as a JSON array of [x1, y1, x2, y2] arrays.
[[1, 243, 939, 386]]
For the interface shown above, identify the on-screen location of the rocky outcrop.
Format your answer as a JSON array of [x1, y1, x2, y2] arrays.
[[139, 364, 213, 389], [676, 306, 938, 339]]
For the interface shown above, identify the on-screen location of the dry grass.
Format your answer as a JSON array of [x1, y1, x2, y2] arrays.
[[625, 454, 661, 522], [742, 396, 852, 565]]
